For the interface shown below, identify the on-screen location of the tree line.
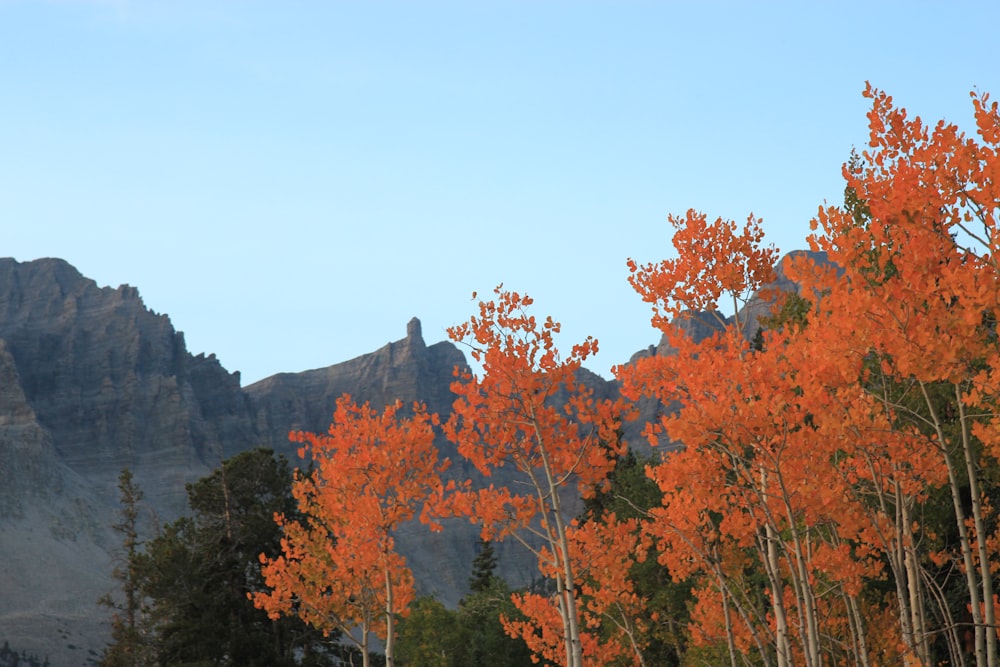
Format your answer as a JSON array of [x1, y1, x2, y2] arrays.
[[0, 642, 49, 667], [97, 450, 536, 667], [102, 85, 1000, 666]]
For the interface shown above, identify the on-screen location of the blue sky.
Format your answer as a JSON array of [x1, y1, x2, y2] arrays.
[[3, 1, 998, 384]]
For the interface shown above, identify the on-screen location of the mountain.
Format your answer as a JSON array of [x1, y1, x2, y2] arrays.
[[247, 317, 464, 451], [0, 258, 257, 666], [0, 254, 818, 665]]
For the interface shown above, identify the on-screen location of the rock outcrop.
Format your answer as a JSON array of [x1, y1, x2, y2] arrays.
[[247, 316, 465, 453], [0, 338, 59, 518], [0, 258, 257, 508], [0, 259, 512, 663]]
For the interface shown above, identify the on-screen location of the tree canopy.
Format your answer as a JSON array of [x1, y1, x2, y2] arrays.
[[112, 448, 345, 667]]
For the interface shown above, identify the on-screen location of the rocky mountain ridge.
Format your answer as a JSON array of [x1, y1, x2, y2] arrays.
[[0, 254, 818, 665]]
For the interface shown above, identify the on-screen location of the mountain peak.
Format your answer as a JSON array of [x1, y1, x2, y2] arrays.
[[406, 316, 422, 342]]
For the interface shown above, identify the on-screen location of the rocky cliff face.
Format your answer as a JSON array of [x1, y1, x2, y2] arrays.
[[0, 258, 257, 508], [247, 317, 465, 452], [0, 258, 258, 666], [0, 338, 59, 518], [0, 259, 528, 664]]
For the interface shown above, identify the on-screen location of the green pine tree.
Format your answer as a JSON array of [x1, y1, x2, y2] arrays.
[[137, 449, 345, 666], [98, 468, 153, 667], [468, 538, 498, 594]]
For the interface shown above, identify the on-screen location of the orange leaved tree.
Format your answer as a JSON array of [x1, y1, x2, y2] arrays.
[[439, 287, 628, 667], [252, 396, 448, 667], [501, 512, 653, 666], [620, 86, 1000, 667], [620, 212, 899, 666], [798, 83, 1000, 667]]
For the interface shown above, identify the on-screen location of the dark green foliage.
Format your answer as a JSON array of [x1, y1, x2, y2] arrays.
[[135, 448, 342, 667], [0, 642, 48, 667], [396, 531, 531, 665], [457, 579, 534, 667], [394, 597, 468, 667], [396, 546, 533, 667], [752, 289, 813, 352], [582, 450, 692, 666], [468, 538, 498, 594], [98, 468, 154, 667], [843, 150, 901, 284], [396, 582, 533, 667], [582, 448, 661, 523], [843, 149, 872, 229], [760, 291, 812, 334]]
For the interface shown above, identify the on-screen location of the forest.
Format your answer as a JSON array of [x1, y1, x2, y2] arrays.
[[99, 85, 1000, 666]]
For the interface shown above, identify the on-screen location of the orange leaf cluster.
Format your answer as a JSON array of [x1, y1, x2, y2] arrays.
[[252, 396, 447, 664], [438, 286, 630, 667], [627, 210, 778, 335]]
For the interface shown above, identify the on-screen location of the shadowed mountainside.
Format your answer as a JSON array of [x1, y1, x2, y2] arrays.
[[0, 258, 256, 665]]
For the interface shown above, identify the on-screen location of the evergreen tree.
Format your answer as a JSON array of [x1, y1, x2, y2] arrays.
[[0, 641, 49, 667], [395, 539, 533, 667], [458, 578, 534, 667], [98, 468, 153, 667], [136, 449, 342, 666], [468, 538, 498, 594], [393, 597, 469, 667]]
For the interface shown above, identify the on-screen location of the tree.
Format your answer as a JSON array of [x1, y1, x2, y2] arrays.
[[99, 468, 153, 667], [620, 212, 895, 667], [458, 577, 537, 667], [394, 582, 535, 667], [580, 450, 691, 667], [799, 83, 1000, 667], [437, 287, 628, 667], [394, 597, 469, 667], [0, 642, 49, 667], [617, 86, 1000, 667], [468, 538, 499, 594], [254, 396, 448, 667], [138, 448, 336, 666], [397, 533, 534, 667]]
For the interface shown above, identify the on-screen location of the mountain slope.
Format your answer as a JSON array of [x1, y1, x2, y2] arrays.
[[0, 258, 256, 665]]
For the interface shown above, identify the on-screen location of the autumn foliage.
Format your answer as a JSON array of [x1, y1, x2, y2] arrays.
[[439, 287, 632, 667], [619, 84, 1000, 667], [253, 85, 1000, 667], [252, 396, 447, 667]]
